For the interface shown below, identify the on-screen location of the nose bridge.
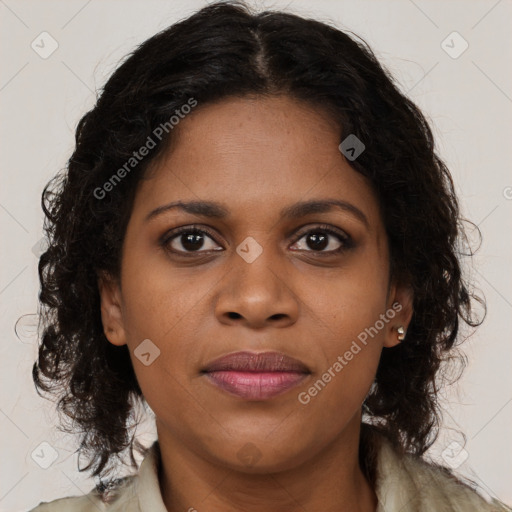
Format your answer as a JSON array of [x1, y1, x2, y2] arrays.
[[215, 234, 299, 325], [233, 234, 284, 298]]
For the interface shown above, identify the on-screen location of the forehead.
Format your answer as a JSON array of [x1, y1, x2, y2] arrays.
[[133, 95, 381, 230]]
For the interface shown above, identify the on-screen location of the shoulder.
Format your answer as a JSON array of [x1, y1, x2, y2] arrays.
[[26, 475, 139, 512], [26, 477, 137, 511], [27, 440, 166, 512], [402, 451, 510, 511], [374, 434, 511, 512]]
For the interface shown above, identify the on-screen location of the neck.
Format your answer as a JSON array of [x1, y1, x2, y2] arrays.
[[156, 413, 377, 512]]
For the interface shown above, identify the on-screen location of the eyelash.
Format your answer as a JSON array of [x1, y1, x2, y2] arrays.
[[159, 223, 354, 257]]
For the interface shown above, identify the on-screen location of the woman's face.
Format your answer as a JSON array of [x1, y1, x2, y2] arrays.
[[100, 94, 412, 472]]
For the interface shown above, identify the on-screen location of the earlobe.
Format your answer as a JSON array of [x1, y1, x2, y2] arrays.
[[97, 272, 127, 347], [384, 283, 414, 348]]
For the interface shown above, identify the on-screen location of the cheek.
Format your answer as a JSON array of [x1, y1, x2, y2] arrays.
[[119, 231, 209, 339], [307, 290, 385, 393], [296, 252, 389, 409], [118, 259, 209, 416], [295, 300, 385, 439], [305, 244, 389, 340]]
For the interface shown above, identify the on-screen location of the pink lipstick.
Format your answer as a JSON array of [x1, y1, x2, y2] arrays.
[[201, 351, 310, 400]]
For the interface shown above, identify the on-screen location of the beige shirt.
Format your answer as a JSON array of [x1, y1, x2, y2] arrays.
[[28, 434, 510, 512]]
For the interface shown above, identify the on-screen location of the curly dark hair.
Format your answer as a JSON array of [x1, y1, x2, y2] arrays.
[[32, 0, 484, 485]]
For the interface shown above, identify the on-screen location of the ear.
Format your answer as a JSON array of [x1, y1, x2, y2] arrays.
[[383, 281, 414, 348], [97, 271, 127, 347]]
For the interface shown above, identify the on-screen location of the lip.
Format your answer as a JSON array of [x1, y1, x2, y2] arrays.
[[202, 351, 310, 373], [201, 351, 311, 400]]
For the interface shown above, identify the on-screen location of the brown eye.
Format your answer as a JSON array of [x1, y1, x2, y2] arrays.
[[161, 226, 223, 255], [290, 225, 353, 254]]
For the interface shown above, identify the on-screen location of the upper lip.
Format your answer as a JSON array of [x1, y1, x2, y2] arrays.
[[202, 351, 310, 373]]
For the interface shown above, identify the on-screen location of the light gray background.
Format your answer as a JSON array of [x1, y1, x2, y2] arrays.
[[1, 0, 511, 510]]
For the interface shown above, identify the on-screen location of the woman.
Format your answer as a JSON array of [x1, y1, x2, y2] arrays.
[[29, 1, 510, 510]]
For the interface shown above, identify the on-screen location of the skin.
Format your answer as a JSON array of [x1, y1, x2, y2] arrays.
[[99, 95, 413, 512]]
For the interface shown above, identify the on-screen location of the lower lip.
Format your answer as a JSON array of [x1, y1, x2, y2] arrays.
[[203, 371, 309, 400]]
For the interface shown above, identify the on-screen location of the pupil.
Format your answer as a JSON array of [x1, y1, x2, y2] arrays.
[[182, 233, 204, 251], [179, 231, 330, 252], [308, 232, 328, 251]]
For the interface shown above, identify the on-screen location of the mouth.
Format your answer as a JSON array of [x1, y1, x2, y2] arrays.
[[201, 351, 311, 400]]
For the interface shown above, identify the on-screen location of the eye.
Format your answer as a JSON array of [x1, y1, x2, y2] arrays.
[[290, 224, 352, 254], [160, 225, 223, 255], [160, 223, 353, 257]]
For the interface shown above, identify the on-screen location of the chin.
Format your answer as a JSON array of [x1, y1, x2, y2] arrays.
[[206, 439, 314, 475]]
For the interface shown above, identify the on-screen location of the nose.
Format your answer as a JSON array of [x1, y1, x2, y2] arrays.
[[214, 244, 300, 329]]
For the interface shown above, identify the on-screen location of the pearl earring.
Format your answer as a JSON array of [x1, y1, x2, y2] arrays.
[[397, 326, 405, 341]]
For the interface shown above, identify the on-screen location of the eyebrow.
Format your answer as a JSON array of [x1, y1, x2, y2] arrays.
[[145, 199, 369, 228]]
